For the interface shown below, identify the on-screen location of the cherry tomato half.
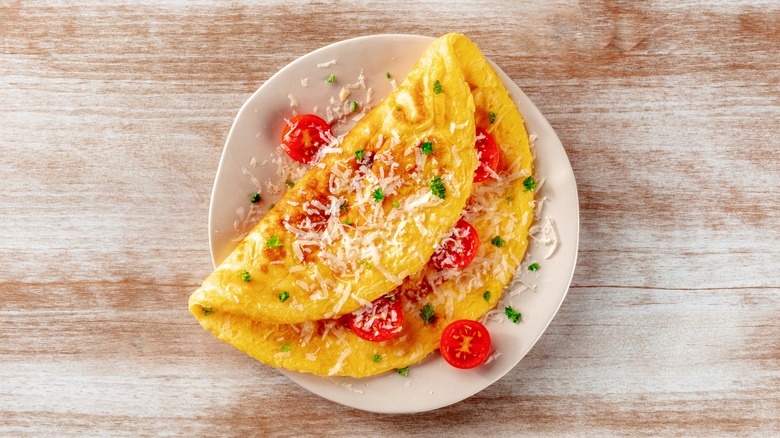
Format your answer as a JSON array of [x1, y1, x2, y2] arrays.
[[474, 128, 500, 183], [348, 295, 404, 342], [281, 114, 332, 164], [431, 218, 480, 270], [440, 319, 492, 369]]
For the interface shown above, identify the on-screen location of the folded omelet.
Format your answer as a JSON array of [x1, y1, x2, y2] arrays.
[[190, 34, 534, 377]]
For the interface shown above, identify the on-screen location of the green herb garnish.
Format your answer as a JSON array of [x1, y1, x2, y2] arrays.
[[528, 263, 540, 271], [240, 270, 251, 282], [433, 80, 443, 94], [420, 304, 435, 324], [285, 179, 295, 188], [396, 366, 410, 376], [421, 141, 433, 155], [360, 259, 372, 270], [266, 235, 283, 248], [505, 306, 522, 324], [355, 149, 364, 161], [385, 294, 397, 302], [340, 200, 348, 212], [523, 176, 536, 192], [371, 188, 385, 202], [429, 176, 446, 199], [489, 111, 496, 124], [278, 291, 290, 302], [351, 101, 358, 112], [392, 201, 400, 208], [395, 105, 401, 111], [491, 236, 505, 248], [250, 193, 261, 203], [372, 354, 382, 363], [281, 343, 291, 352], [202, 307, 213, 315], [269, 203, 275, 210], [483, 291, 491, 302], [343, 219, 353, 225], [326, 73, 335, 83], [385, 72, 391, 79]]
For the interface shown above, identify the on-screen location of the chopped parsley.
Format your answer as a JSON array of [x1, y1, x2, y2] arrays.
[[269, 203, 275, 210], [489, 111, 496, 124], [280, 343, 291, 352], [202, 307, 213, 315], [420, 304, 435, 324], [240, 270, 251, 282], [528, 263, 540, 271], [355, 149, 365, 161], [351, 101, 358, 112], [505, 306, 522, 324], [342, 219, 353, 225], [340, 200, 348, 211], [372, 188, 385, 202], [392, 201, 400, 208], [326, 73, 335, 83], [250, 193, 261, 203], [285, 179, 295, 188], [266, 235, 283, 248], [433, 80, 443, 94], [483, 291, 491, 302], [429, 176, 446, 199], [421, 141, 433, 155], [491, 236, 505, 248], [372, 354, 382, 363], [396, 366, 410, 376], [278, 291, 290, 302], [385, 72, 391, 79], [523, 176, 536, 192], [395, 105, 401, 111], [385, 293, 397, 302], [360, 259, 372, 270]]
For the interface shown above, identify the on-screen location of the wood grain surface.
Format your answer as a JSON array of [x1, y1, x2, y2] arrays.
[[1, 1, 778, 436]]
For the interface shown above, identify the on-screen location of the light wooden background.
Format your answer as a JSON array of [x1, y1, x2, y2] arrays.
[[2, 1, 778, 436]]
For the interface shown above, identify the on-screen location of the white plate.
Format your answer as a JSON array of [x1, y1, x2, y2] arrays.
[[208, 34, 579, 413]]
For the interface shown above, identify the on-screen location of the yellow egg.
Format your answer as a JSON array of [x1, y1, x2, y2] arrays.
[[189, 34, 533, 377]]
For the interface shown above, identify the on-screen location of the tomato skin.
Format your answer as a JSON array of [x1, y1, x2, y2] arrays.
[[431, 219, 480, 270], [474, 128, 500, 182], [281, 114, 332, 164], [348, 295, 404, 342], [440, 319, 492, 369]]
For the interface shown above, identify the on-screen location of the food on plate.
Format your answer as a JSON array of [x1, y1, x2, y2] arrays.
[[440, 319, 492, 369], [188, 33, 535, 377], [473, 128, 500, 182], [281, 114, 333, 164], [430, 218, 480, 270], [189, 32, 478, 325]]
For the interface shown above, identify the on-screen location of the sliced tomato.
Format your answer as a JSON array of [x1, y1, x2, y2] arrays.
[[281, 114, 332, 164], [348, 295, 404, 342], [440, 319, 492, 369], [431, 218, 480, 270], [474, 128, 500, 182]]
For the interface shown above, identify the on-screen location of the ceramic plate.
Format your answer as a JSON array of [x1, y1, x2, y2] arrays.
[[208, 34, 579, 413]]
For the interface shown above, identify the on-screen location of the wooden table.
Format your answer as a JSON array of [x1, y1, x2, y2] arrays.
[[2, 1, 778, 436]]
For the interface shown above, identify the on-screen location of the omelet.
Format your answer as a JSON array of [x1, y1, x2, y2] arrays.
[[189, 35, 478, 325], [190, 34, 535, 377]]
